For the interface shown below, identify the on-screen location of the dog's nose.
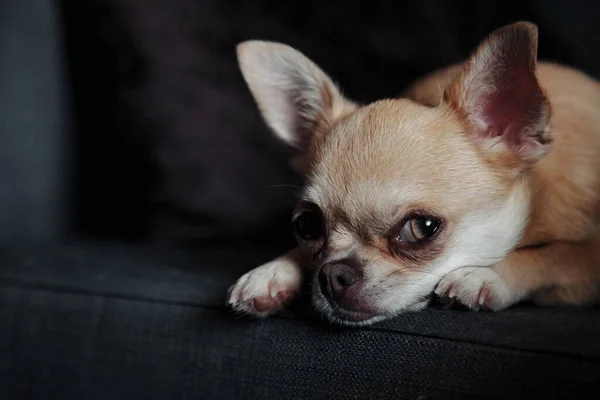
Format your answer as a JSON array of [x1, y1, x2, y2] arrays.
[[319, 260, 364, 301]]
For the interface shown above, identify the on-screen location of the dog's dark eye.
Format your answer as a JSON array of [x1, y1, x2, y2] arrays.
[[390, 215, 440, 245], [293, 207, 324, 241]]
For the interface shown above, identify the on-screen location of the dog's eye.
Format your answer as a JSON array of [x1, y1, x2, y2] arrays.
[[391, 215, 440, 245], [293, 207, 324, 241]]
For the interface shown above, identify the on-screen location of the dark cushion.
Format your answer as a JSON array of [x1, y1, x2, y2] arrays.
[[61, 0, 600, 242], [1, 242, 599, 400]]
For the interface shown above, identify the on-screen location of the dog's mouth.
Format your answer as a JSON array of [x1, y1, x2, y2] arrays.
[[311, 286, 433, 327], [311, 286, 387, 327]]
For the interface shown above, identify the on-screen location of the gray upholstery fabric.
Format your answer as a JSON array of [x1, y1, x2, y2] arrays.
[[0, 0, 70, 244], [1, 243, 599, 400]]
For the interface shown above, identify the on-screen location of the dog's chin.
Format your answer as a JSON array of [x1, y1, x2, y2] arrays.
[[311, 291, 430, 327], [317, 300, 387, 327]]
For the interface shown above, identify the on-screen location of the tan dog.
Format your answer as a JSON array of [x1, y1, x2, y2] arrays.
[[227, 21, 600, 326]]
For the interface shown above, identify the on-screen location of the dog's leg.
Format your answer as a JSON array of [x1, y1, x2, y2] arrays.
[[227, 247, 306, 317], [435, 241, 600, 311]]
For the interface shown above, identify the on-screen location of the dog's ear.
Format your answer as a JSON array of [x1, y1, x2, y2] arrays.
[[445, 22, 551, 165], [237, 41, 357, 152]]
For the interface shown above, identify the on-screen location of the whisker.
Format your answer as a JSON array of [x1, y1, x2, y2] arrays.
[[384, 267, 446, 279], [268, 184, 303, 190], [410, 270, 446, 278]]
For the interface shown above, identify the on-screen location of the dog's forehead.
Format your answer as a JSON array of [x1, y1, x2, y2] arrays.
[[307, 100, 461, 200], [313, 99, 460, 178], [303, 99, 503, 228], [304, 178, 426, 231]]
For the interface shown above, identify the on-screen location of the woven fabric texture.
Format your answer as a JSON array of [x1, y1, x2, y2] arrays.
[[1, 243, 599, 400]]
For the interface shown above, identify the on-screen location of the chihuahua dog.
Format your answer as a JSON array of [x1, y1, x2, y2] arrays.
[[227, 21, 600, 326]]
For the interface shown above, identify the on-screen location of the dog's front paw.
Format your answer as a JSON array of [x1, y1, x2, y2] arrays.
[[434, 267, 514, 311], [227, 258, 302, 318]]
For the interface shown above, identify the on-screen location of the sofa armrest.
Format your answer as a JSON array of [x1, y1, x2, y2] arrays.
[[0, 0, 71, 244]]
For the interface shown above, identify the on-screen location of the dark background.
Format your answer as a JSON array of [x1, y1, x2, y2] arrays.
[[59, 0, 600, 246]]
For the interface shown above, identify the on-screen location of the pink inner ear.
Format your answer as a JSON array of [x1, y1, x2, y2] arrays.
[[482, 66, 547, 147]]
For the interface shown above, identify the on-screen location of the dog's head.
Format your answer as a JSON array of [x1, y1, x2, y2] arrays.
[[237, 22, 551, 325]]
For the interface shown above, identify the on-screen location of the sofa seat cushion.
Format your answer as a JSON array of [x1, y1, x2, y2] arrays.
[[1, 241, 599, 399]]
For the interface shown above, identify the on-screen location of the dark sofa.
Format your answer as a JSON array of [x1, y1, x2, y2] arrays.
[[2, 1, 600, 399]]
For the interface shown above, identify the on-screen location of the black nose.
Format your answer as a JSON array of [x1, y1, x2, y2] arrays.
[[319, 260, 364, 300]]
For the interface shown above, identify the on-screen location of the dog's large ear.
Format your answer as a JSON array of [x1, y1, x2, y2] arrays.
[[445, 22, 551, 165], [237, 41, 357, 152]]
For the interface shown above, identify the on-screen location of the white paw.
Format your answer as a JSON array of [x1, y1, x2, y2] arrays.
[[227, 258, 302, 318], [434, 267, 514, 311]]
